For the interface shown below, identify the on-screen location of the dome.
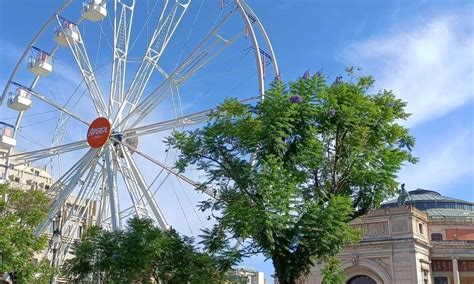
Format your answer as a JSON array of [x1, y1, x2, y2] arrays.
[[381, 188, 474, 213]]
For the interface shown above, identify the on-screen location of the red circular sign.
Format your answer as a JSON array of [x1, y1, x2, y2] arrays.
[[87, 117, 111, 148]]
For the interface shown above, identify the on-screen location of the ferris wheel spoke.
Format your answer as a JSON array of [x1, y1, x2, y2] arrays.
[[117, 9, 243, 129], [125, 108, 210, 136], [55, 15, 108, 118], [24, 88, 89, 126], [34, 148, 100, 237], [112, 137, 215, 198], [120, 145, 169, 229], [115, 0, 191, 122], [109, 0, 135, 118], [121, 96, 259, 138], [5, 140, 89, 166]]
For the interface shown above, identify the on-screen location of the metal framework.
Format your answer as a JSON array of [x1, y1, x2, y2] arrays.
[[0, 0, 279, 268]]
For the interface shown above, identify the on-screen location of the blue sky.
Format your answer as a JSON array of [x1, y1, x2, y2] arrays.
[[1, 0, 473, 282]]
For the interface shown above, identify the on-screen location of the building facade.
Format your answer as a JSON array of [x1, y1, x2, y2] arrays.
[[305, 189, 474, 284], [0, 150, 98, 270], [229, 267, 267, 284]]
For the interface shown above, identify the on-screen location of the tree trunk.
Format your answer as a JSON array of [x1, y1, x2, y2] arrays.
[[273, 256, 297, 284], [276, 275, 297, 284]]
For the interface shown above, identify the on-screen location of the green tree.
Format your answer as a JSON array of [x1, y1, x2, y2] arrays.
[[167, 71, 417, 284], [65, 217, 232, 283], [0, 183, 52, 282]]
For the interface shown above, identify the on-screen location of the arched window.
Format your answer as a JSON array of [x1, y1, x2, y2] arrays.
[[431, 233, 443, 241], [347, 275, 377, 284]]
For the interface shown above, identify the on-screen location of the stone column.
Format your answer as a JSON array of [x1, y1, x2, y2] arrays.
[[452, 257, 460, 284]]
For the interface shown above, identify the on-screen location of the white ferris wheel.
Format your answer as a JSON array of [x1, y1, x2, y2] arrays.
[[0, 0, 278, 266]]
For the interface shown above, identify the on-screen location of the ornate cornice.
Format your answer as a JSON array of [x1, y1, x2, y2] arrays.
[[343, 237, 432, 251]]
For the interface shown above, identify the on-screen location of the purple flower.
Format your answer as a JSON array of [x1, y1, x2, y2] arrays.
[[275, 74, 282, 82], [290, 95, 303, 103], [303, 69, 311, 80], [328, 109, 337, 117], [316, 71, 323, 78], [334, 76, 343, 85]]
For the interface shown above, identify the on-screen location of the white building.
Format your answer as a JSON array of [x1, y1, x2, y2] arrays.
[[231, 267, 267, 284]]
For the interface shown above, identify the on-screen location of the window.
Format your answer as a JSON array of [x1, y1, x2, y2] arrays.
[[434, 277, 448, 284], [431, 233, 443, 241], [422, 269, 429, 284], [347, 275, 376, 284], [418, 223, 424, 234], [34, 170, 39, 177], [77, 226, 82, 239], [66, 225, 72, 235], [14, 177, 20, 183]]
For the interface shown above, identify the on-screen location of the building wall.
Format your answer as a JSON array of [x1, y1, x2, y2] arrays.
[[445, 229, 474, 241], [1, 152, 99, 268], [303, 206, 474, 284]]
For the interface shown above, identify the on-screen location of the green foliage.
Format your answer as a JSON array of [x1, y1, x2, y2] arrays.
[[167, 70, 416, 284], [321, 257, 346, 284], [0, 183, 52, 282], [65, 217, 232, 283]]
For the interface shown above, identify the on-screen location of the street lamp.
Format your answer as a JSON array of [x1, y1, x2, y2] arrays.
[[50, 227, 62, 284], [0, 250, 3, 280], [51, 228, 62, 268], [49, 213, 62, 284]]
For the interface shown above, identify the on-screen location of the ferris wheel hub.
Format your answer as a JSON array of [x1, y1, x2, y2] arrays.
[[87, 117, 111, 148]]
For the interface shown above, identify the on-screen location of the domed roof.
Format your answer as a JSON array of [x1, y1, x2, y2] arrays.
[[382, 188, 474, 214]]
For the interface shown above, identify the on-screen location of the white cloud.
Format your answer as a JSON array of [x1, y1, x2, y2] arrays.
[[343, 11, 474, 127], [398, 127, 474, 199]]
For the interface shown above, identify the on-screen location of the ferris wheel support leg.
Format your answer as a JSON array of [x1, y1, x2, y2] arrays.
[[97, 175, 110, 227], [121, 147, 169, 230], [116, 157, 147, 219], [34, 148, 99, 237], [104, 145, 122, 230], [54, 165, 102, 265]]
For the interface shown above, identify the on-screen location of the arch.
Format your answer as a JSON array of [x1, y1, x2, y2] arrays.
[[341, 258, 392, 284], [347, 275, 377, 284]]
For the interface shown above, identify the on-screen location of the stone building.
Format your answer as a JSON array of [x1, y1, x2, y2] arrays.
[[0, 150, 98, 269], [305, 189, 474, 284]]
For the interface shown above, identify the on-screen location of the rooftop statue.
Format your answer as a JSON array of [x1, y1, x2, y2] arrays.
[[397, 183, 409, 207]]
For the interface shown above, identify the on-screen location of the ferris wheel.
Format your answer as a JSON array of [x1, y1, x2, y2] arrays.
[[0, 0, 278, 266]]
